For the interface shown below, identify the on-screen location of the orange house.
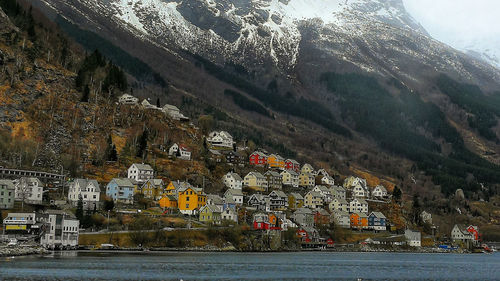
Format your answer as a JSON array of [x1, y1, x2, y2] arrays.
[[158, 195, 178, 209], [178, 187, 206, 215], [350, 213, 368, 229], [267, 154, 285, 169], [268, 213, 282, 230]]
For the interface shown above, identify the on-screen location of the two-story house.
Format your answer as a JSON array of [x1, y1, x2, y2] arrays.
[[127, 163, 154, 183], [223, 172, 243, 190], [106, 178, 135, 204], [68, 179, 100, 210]]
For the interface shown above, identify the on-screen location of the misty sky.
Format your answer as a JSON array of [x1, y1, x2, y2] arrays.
[[403, 0, 500, 44]]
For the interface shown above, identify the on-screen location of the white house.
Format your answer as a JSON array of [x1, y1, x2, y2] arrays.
[[206, 131, 234, 149], [168, 143, 192, 160], [313, 185, 333, 203], [329, 185, 346, 200], [223, 172, 243, 190], [320, 175, 335, 186], [141, 99, 159, 110], [127, 163, 154, 183], [352, 184, 369, 198], [162, 104, 188, 121], [404, 229, 421, 247], [40, 210, 79, 249], [451, 224, 479, 245], [372, 185, 388, 198], [221, 208, 238, 222], [349, 198, 368, 213], [14, 177, 44, 204], [224, 189, 244, 205], [68, 179, 100, 210], [332, 210, 350, 228], [118, 94, 139, 105]]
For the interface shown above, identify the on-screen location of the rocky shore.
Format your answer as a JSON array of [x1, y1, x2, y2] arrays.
[[0, 246, 48, 257]]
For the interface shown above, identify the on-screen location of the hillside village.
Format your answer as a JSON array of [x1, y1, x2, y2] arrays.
[[0, 93, 490, 252], [0, 2, 497, 254]]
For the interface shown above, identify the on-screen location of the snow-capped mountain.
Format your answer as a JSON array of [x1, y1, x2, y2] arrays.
[[34, 0, 500, 90], [456, 38, 500, 70]]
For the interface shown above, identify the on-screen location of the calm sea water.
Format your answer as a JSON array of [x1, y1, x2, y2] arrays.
[[0, 251, 499, 280]]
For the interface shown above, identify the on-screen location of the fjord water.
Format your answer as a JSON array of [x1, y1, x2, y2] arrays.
[[1, 251, 499, 280]]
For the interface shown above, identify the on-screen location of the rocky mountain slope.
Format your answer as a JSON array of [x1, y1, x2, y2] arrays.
[[12, 0, 500, 200], [35, 0, 500, 88]]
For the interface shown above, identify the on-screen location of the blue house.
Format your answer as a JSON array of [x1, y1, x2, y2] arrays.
[[368, 211, 387, 231], [106, 178, 135, 204]]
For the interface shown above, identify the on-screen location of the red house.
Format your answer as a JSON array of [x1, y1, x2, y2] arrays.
[[253, 213, 270, 230], [467, 225, 481, 242], [249, 151, 268, 166], [285, 159, 300, 172]]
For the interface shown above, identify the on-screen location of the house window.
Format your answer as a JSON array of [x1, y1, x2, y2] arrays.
[[186, 204, 189, 208], [186, 197, 190, 201]]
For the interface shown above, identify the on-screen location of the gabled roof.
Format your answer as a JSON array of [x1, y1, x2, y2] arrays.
[[110, 178, 134, 188], [207, 194, 224, 205], [0, 179, 14, 190], [374, 185, 387, 192], [281, 170, 299, 176], [162, 104, 180, 112], [307, 191, 322, 198], [285, 159, 299, 165], [314, 185, 330, 193], [201, 204, 222, 214], [330, 185, 346, 192], [226, 172, 242, 181], [74, 179, 100, 192], [130, 163, 153, 171], [332, 198, 348, 204], [270, 190, 287, 198], [369, 211, 386, 219], [351, 212, 368, 218], [225, 189, 243, 197], [265, 170, 281, 177], [246, 171, 265, 179], [251, 151, 268, 157], [249, 193, 268, 202], [290, 192, 303, 200]]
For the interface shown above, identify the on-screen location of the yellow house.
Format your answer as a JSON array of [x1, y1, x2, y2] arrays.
[[158, 195, 178, 209], [288, 193, 304, 209], [267, 154, 285, 169], [165, 181, 192, 199], [299, 172, 315, 188], [199, 205, 222, 225], [178, 187, 206, 215], [139, 179, 164, 200], [301, 163, 314, 174], [243, 172, 268, 191]]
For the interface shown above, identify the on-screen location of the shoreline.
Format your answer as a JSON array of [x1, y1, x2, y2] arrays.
[[1, 245, 480, 258]]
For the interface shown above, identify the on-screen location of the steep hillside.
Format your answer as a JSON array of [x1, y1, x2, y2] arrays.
[[4, 0, 500, 201]]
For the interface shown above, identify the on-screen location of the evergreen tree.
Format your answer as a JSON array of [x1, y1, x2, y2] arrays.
[[393, 186, 402, 203], [104, 199, 114, 212], [156, 98, 161, 108], [76, 196, 84, 222], [81, 84, 90, 102], [136, 129, 148, 158]]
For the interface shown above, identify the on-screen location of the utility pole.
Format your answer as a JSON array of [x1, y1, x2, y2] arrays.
[[107, 210, 110, 232]]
